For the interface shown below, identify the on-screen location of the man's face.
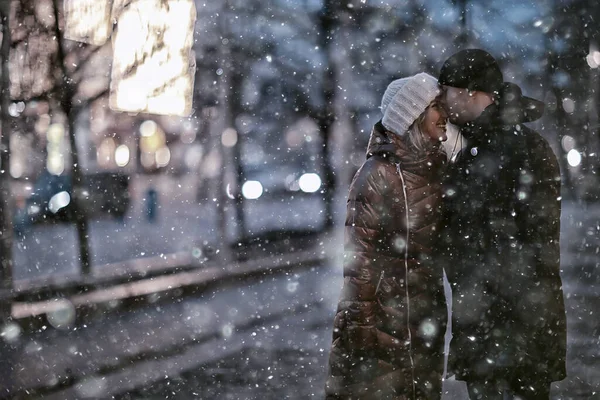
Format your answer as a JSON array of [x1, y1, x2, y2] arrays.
[[441, 85, 475, 126]]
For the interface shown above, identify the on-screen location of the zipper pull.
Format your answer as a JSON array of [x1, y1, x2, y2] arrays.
[[375, 270, 385, 294]]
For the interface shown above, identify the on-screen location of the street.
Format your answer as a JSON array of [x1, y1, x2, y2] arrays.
[[12, 180, 326, 283], [12, 176, 216, 282], [118, 201, 600, 400], [118, 266, 338, 400], [1, 257, 340, 398], [1, 201, 599, 399]]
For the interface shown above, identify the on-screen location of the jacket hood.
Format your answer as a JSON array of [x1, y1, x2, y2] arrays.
[[366, 121, 417, 161]]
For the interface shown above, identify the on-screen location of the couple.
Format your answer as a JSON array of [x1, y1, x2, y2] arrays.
[[325, 49, 567, 399]]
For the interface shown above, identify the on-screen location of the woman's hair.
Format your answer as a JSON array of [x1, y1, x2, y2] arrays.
[[405, 112, 441, 155]]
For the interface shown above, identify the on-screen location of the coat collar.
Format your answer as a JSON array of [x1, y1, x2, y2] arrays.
[[461, 104, 525, 149], [460, 83, 542, 148]]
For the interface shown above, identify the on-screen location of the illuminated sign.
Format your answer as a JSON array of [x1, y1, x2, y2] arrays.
[[109, 0, 196, 116], [63, 0, 113, 46]]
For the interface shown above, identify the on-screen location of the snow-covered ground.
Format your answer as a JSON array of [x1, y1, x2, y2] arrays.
[[4, 200, 599, 399]]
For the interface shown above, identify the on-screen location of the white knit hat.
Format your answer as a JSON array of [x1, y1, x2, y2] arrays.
[[380, 72, 441, 136]]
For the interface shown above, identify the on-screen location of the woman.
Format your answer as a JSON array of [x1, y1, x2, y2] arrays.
[[325, 73, 449, 400]]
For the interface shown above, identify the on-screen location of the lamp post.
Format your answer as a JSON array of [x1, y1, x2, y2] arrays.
[[452, 0, 469, 47]]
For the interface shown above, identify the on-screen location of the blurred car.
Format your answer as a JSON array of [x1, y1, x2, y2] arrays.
[[14, 171, 130, 231], [232, 162, 326, 242], [240, 163, 322, 200]]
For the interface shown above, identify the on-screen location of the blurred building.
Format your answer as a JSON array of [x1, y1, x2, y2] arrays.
[[7, 0, 600, 206]]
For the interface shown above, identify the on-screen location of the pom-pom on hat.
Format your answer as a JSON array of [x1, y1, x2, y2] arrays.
[[381, 72, 441, 136]]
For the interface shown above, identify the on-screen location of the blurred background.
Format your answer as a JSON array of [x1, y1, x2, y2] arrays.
[[0, 0, 598, 399]]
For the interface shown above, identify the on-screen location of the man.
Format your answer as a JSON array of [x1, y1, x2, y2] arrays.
[[437, 49, 567, 399]]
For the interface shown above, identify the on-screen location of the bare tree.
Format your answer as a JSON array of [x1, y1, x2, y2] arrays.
[[50, 0, 93, 275], [537, 0, 600, 198], [0, 0, 13, 313], [315, 0, 338, 231], [11, 0, 113, 276]]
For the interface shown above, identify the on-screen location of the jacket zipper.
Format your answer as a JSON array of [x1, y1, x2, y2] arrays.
[[396, 162, 416, 400]]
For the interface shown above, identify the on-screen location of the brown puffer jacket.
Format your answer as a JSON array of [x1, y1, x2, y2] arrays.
[[325, 121, 448, 400]]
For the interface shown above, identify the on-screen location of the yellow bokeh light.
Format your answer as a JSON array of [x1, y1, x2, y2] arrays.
[[47, 124, 65, 143], [221, 128, 238, 148], [47, 154, 65, 176], [97, 138, 116, 168], [155, 147, 171, 168], [46, 123, 66, 175], [139, 122, 166, 154], [140, 120, 158, 137], [115, 145, 131, 167]]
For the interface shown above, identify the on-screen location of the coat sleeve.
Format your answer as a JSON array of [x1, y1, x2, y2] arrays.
[[438, 153, 494, 286], [515, 151, 561, 272], [514, 145, 565, 309], [514, 143, 567, 374], [334, 159, 397, 355]]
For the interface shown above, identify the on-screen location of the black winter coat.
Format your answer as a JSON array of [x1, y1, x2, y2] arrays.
[[439, 93, 567, 384], [325, 122, 447, 400]]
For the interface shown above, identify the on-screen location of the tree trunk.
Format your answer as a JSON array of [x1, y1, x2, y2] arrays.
[[318, 0, 337, 231], [553, 87, 576, 198], [52, 0, 92, 277], [230, 72, 246, 244], [452, 0, 469, 47], [0, 0, 13, 308], [210, 0, 234, 265]]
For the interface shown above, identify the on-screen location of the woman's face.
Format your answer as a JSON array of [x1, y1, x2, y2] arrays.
[[420, 100, 449, 143]]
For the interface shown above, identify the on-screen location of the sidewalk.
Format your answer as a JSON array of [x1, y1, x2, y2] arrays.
[[8, 198, 597, 317], [10, 228, 342, 320], [0, 229, 342, 398], [2, 200, 600, 398], [13, 251, 194, 296], [0, 244, 343, 399]]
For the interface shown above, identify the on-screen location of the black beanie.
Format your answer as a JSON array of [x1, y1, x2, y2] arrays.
[[438, 49, 504, 94]]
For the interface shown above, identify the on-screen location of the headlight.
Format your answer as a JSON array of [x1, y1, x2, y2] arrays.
[[298, 173, 321, 193], [567, 149, 581, 167], [242, 180, 263, 199], [48, 191, 71, 214], [27, 204, 41, 216], [285, 174, 300, 191]]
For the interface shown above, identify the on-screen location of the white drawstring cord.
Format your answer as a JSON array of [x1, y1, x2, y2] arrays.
[[375, 270, 385, 294], [448, 124, 462, 162], [396, 162, 416, 400]]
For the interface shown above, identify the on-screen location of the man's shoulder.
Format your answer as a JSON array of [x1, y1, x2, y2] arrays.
[[518, 125, 561, 180], [521, 125, 558, 159], [521, 124, 549, 146]]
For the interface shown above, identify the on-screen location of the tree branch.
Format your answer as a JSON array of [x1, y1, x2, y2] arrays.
[[72, 42, 111, 77], [75, 86, 110, 109], [10, 85, 58, 103]]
